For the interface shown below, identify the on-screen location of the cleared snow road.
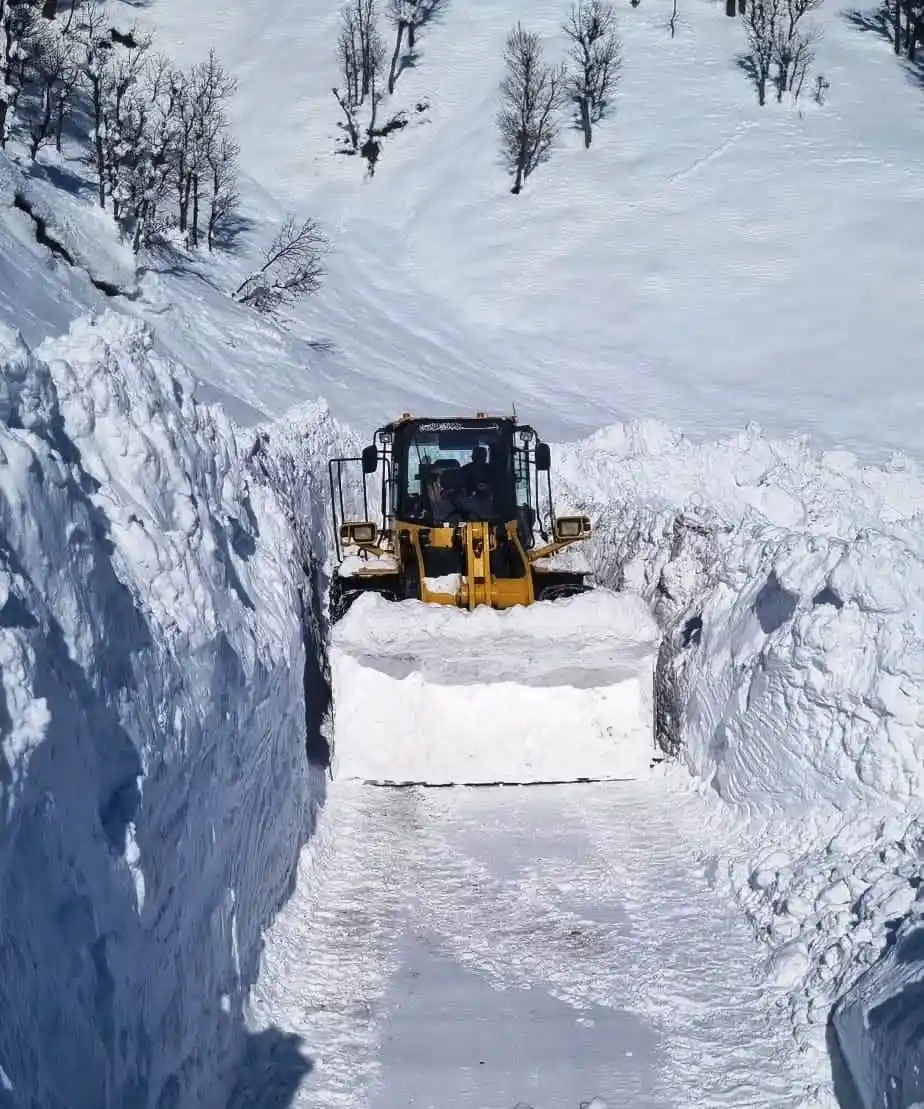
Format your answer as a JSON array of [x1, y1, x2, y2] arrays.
[[229, 779, 824, 1109]]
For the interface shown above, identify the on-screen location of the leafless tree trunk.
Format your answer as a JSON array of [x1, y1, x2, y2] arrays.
[[772, 0, 821, 100], [562, 0, 621, 148], [332, 85, 360, 149], [497, 23, 566, 194], [386, 0, 411, 93], [743, 0, 779, 104]]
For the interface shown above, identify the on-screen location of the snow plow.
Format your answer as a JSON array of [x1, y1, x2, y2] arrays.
[[328, 413, 593, 617], [326, 413, 659, 786]]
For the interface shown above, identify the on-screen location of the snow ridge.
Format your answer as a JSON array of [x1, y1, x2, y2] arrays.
[[0, 312, 324, 1109]]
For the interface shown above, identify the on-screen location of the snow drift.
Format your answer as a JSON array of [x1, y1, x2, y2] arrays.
[[0, 312, 324, 1109], [834, 911, 924, 1109], [553, 420, 924, 814]]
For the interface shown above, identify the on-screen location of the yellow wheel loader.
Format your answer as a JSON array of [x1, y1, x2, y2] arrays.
[[326, 413, 659, 786], [328, 413, 593, 618]]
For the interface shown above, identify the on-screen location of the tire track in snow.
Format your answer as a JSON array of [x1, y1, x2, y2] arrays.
[[406, 788, 649, 1012], [231, 784, 411, 1109], [576, 785, 827, 1109], [234, 781, 827, 1109]]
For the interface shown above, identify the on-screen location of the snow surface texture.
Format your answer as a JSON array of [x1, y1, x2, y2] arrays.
[[236, 779, 829, 1109], [554, 420, 924, 814], [0, 312, 324, 1109], [330, 590, 658, 784]]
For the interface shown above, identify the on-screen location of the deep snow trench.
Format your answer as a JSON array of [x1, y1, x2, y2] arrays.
[[3, 309, 924, 1109]]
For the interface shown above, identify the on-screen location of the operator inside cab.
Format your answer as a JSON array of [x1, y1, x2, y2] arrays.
[[424, 448, 497, 525]]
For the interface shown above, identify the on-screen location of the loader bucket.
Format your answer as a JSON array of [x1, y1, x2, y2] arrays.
[[328, 589, 660, 786]]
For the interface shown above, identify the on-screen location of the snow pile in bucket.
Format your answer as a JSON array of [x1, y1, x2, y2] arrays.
[[0, 311, 323, 1109], [329, 588, 659, 785]]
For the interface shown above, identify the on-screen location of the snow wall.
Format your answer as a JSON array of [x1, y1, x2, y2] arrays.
[[553, 421, 924, 1106], [0, 312, 326, 1109], [833, 914, 924, 1109]]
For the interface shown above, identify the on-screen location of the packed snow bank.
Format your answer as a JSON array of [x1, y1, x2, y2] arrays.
[[554, 420, 924, 814], [551, 419, 924, 1102], [0, 312, 323, 1109], [330, 589, 659, 785]]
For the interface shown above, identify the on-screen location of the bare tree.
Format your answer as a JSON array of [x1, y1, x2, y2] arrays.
[[907, 0, 924, 59], [407, 0, 445, 48], [772, 0, 821, 99], [386, 0, 412, 93], [186, 51, 236, 246], [206, 132, 239, 251], [562, 0, 621, 148], [333, 0, 384, 149], [386, 0, 446, 90], [743, 0, 779, 104], [114, 53, 179, 250], [356, 0, 385, 101], [28, 11, 81, 158], [497, 24, 566, 194], [234, 215, 328, 312], [743, 0, 820, 103], [0, 0, 41, 147], [337, 1, 362, 108], [74, 3, 151, 209]]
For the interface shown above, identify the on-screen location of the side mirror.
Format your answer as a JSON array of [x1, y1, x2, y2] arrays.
[[554, 515, 591, 541], [535, 442, 551, 471], [361, 444, 378, 474], [340, 521, 377, 545]]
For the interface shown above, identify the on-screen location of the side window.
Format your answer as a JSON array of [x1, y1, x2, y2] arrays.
[[513, 439, 535, 546]]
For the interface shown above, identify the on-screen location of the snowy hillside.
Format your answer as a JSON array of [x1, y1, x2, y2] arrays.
[[138, 0, 924, 456]]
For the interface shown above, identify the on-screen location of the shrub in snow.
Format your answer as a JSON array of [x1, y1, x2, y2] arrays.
[[234, 215, 329, 314], [0, 312, 324, 1108]]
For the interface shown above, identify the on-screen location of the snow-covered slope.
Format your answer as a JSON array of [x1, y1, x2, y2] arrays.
[[138, 0, 924, 457], [0, 311, 324, 1108]]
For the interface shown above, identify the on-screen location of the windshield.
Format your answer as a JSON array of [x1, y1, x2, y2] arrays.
[[396, 422, 514, 524]]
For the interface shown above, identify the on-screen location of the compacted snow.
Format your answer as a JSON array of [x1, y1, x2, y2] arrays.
[[234, 778, 829, 1109], [330, 589, 658, 784]]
